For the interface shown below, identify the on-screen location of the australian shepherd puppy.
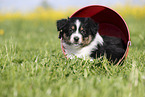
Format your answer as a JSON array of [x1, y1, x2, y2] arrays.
[[56, 17, 126, 63]]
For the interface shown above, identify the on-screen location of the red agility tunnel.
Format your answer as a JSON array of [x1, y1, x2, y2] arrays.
[[61, 5, 131, 65]]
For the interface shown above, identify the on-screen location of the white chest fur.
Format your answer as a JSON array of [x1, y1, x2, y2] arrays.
[[62, 33, 103, 60]]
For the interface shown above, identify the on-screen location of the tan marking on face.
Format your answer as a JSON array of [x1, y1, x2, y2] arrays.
[[71, 26, 75, 30], [81, 35, 93, 47], [80, 27, 83, 31], [62, 33, 71, 44]]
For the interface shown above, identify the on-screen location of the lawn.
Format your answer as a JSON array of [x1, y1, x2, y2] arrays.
[[0, 17, 145, 97]]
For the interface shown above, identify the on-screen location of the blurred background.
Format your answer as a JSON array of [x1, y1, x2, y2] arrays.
[[0, 0, 145, 21], [0, 0, 145, 49], [0, 1, 145, 97], [0, 0, 145, 12]]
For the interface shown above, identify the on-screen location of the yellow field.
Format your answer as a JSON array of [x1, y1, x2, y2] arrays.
[[0, 5, 145, 21], [114, 5, 145, 19]]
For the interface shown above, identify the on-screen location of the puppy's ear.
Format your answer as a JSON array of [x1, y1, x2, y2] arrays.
[[56, 19, 68, 31], [56, 19, 68, 39], [85, 18, 99, 35], [91, 22, 99, 35]]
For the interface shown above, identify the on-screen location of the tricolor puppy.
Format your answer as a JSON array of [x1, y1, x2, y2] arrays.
[[57, 17, 126, 63]]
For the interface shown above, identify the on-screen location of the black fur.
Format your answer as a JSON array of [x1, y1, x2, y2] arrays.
[[57, 19, 68, 39], [90, 36, 126, 63], [84, 17, 99, 36], [57, 19, 68, 31]]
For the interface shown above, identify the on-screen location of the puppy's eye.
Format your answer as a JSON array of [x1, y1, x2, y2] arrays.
[[69, 29, 74, 32], [81, 30, 86, 34]]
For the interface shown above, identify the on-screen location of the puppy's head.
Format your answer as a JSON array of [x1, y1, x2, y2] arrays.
[[56, 17, 99, 47]]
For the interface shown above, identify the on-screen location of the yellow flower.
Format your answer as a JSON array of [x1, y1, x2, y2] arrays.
[[0, 6, 144, 21], [0, 29, 4, 35]]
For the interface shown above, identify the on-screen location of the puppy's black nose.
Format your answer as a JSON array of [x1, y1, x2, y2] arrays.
[[74, 37, 79, 42]]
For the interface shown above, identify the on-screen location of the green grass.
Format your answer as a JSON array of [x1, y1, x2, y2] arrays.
[[0, 18, 145, 97]]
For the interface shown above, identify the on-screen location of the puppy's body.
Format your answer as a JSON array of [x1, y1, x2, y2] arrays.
[[91, 35, 126, 62], [57, 17, 126, 63]]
